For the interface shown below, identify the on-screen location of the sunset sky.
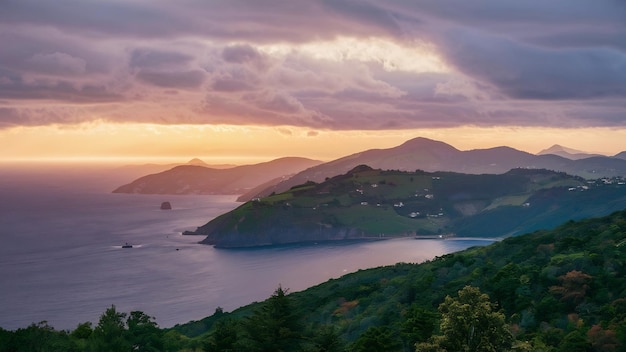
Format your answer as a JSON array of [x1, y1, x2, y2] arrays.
[[2, 1, 625, 164]]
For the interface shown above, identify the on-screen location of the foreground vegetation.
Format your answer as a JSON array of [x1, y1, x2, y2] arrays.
[[3, 208, 626, 351]]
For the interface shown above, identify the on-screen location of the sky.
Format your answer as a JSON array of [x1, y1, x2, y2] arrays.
[[1, 0, 625, 164]]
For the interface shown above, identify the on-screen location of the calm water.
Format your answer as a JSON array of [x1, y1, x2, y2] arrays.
[[0, 165, 492, 331]]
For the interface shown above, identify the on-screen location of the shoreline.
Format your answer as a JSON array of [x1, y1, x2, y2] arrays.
[[208, 233, 501, 250]]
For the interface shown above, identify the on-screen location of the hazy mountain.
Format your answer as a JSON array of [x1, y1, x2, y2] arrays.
[[537, 144, 602, 160], [239, 137, 626, 201], [195, 167, 626, 248], [112, 157, 322, 195], [113, 158, 236, 181], [615, 151, 626, 160]]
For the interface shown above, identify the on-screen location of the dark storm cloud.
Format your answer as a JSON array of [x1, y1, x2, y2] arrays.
[[1, 0, 625, 129]]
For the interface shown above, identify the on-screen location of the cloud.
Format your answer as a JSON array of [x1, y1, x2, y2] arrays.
[[26, 52, 87, 76], [222, 44, 270, 71], [210, 69, 260, 92], [251, 90, 305, 114], [136, 69, 206, 89], [0, 107, 24, 128], [0, 0, 625, 131], [0, 68, 124, 103], [0, 106, 89, 128], [0, 27, 114, 75], [437, 28, 626, 100], [130, 48, 194, 69], [277, 127, 293, 135]]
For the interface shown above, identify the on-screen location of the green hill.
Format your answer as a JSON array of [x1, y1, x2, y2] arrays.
[[194, 166, 626, 247]]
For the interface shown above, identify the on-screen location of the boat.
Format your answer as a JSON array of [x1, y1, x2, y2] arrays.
[[122, 243, 133, 248]]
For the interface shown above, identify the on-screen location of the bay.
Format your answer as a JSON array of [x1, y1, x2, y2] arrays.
[[0, 165, 493, 331]]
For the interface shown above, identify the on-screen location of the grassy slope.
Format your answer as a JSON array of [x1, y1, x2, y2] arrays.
[[197, 166, 626, 246]]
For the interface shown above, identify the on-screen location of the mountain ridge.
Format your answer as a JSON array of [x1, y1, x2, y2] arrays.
[[239, 137, 626, 201], [112, 157, 323, 195]]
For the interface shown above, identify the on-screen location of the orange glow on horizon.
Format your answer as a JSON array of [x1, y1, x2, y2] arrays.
[[2, 122, 625, 166]]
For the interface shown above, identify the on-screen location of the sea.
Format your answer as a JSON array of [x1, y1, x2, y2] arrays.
[[0, 164, 494, 331]]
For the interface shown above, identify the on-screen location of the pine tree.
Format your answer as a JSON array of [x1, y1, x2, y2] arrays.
[[238, 285, 303, 352]]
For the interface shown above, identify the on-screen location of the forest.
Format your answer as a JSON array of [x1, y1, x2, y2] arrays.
[[2, 208, 626, 351]]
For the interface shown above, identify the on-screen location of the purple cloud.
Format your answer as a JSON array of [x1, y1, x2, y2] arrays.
[[136, 69, 206, 89], [130, 49, 194, 69], [0, 0, 625, 130]]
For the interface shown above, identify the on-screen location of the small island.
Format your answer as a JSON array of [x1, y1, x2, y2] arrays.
[[160, 201, 172, 210]]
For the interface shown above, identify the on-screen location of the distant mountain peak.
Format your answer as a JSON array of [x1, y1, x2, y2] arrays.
[[187, 158, 207, 166], [537, 144, 604, 160], [538, 144, 587, 156], [397, 137, 459, 151]]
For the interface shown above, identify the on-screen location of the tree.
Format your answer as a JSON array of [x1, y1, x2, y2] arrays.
[[126, 311, 163, 352], [402, 305, 438, 345], [3, 321, 78, 352], [71, 322, 93, 351], [550, 270, 593, 308], [204, 318, 239, 352], [162, 330, 191, 352], [587, 324, 619, 352], [416, 286, 513, 352], [71, 322, 93, 340], [238, 285, 303, 352], [0, 327, 12, 352], [351, 326, 402, 352], [308, 325, 345, 352], [558, 329, 591, 352], [89, 305, 130, 352]]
